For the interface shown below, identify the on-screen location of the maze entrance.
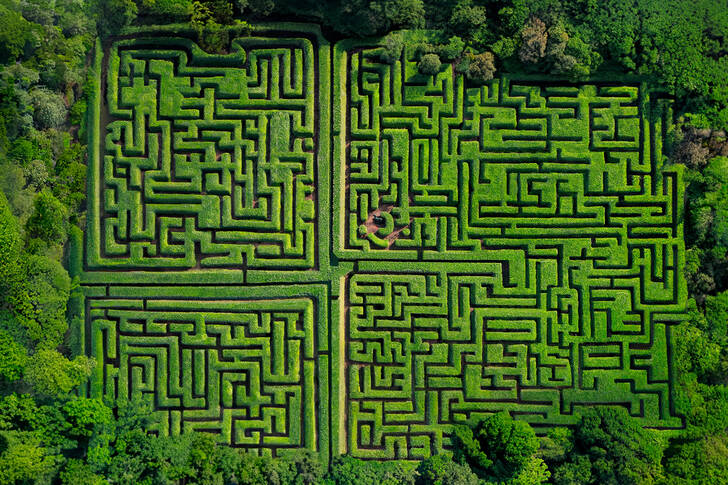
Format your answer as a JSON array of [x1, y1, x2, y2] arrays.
[[79, 24, 686, 462]]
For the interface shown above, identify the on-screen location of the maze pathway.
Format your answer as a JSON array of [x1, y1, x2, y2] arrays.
[[78, 25, 686, 461]]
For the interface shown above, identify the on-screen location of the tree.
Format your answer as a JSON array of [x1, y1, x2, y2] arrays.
[[467, 51, 496, 83], [663, 433, 728, 484], [674, 298, 724, 382], [53, 143, 86, 212], [0, 2, 35, 63], [438, 36, 465, 61], [580, 0, 639, 70], [26, 189, 68, 245], [0, 192, 21, 285], [370, 0, 426, 31], [7, 138, 38, 167], [448, 0, 486, 40], [418, 53, 442, 75], [686, 157, 728, 249], [30, 88, 67, 129], [416, 453, 478, 485], [191, 1, 230, 54], [673, 128, 710, 168], [61, 398, 114, 443], [20, 0, 54, 25], [24, 159, 49, 190], [452, 411, 544, 482], [0, 329, 26, 382], [519, 16, 547, 64], [281, 449, 325, 485], [0, 431, 58, 484], [508, 457, 550, 485], [545, 23, 600, 79], [137, 0, 193, 19], [5, 254, 71, 348], [380, 33, 404, 64], [59, 459, 106, 485], [236, 0, 275, 16], [327, 454, 416, 485], [91, 0, 137, 37], [23, 349, 93, 395], [231, 452, 274, 485], [548, 407, 663, 485]]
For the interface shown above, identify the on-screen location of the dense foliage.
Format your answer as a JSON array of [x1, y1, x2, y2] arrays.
[[0, 0, 727, 483]]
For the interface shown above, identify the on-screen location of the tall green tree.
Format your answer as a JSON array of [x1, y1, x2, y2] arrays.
[[453, 411, 548, 483], [548, 407, 664, 485]]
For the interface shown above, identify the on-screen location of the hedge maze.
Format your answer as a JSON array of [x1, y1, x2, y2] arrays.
[[79, 25, 686, 462], [86, 285, 326, 454], [89, 34, 319, 270]]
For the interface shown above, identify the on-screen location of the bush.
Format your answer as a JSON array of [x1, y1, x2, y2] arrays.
[[418, 53, 442, 75]]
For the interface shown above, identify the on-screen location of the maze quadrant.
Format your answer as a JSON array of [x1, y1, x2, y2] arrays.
[[89, 35, 320, 270], [334, 45, 674, 260], [86, 284, 329, 457]]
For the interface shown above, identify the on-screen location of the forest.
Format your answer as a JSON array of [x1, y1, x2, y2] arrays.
[[1, 0, 728, 484]]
